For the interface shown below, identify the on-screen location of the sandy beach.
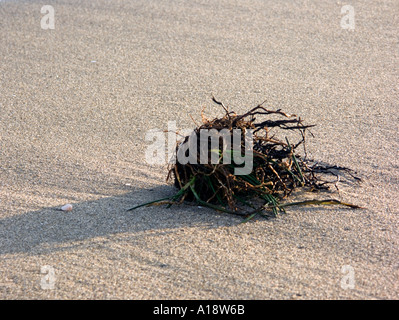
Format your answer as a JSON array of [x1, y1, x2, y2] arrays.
[[0, 0, 398, 299]]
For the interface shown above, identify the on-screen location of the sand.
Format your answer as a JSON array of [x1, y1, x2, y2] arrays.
[[0, 0, 398, 299]]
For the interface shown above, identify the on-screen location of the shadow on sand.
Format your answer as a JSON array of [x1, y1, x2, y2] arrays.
[[0, 162, 359, 257], [0, 184, 246, 256]]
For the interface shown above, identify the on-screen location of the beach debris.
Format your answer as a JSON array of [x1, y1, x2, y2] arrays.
[[128, 98, 362, 221], [61, 204, 73, 212]]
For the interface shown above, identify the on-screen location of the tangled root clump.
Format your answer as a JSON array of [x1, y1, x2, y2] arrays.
[[131, 98, 362, 220]]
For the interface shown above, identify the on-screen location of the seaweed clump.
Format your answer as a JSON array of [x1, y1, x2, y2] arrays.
[[129, 98, 362, 221]]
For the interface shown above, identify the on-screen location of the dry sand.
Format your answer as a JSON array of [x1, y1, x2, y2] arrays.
[[0, 0, 398, 299]]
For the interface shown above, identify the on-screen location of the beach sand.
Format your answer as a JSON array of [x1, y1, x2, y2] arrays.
[[0, 0, 398, 299]]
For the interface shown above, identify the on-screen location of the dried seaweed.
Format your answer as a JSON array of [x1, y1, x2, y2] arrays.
[[128, 98, 362, 221]]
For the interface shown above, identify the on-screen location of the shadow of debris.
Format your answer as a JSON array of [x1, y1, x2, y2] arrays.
[[0, 185, 244, 256]]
